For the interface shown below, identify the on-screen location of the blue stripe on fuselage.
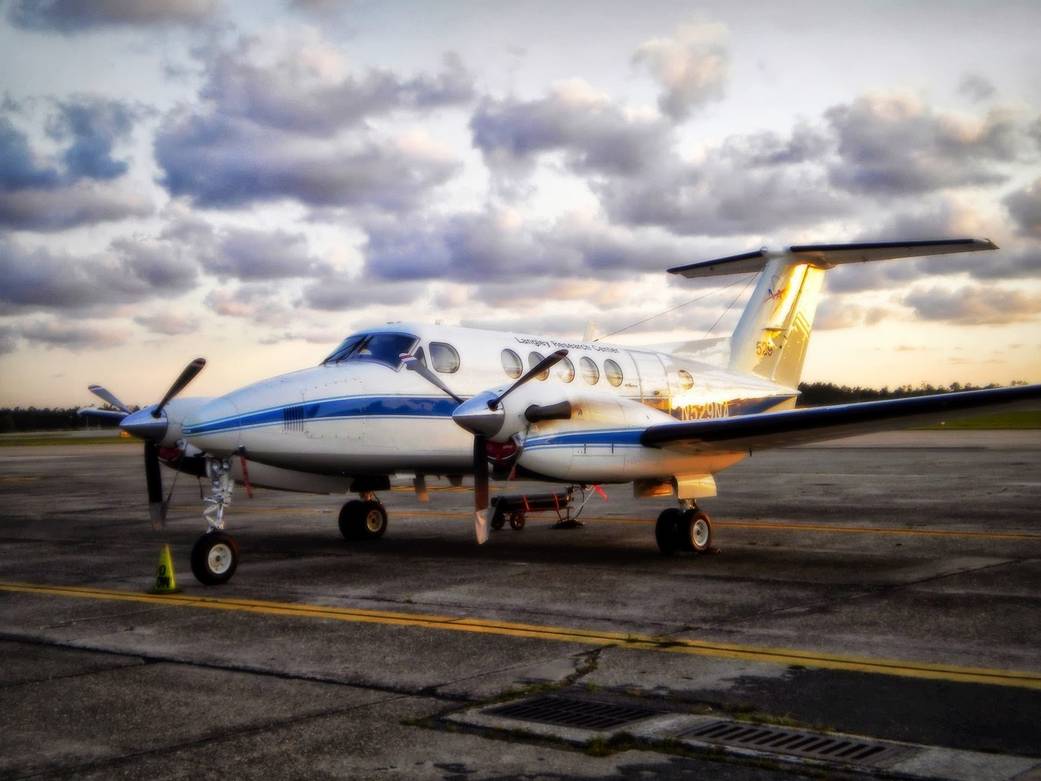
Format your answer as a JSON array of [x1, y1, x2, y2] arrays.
[[183, 395, 459, 436], [183, 392, 797, 439]]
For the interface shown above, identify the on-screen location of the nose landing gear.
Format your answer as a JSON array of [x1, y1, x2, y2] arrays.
[[190, 457, 241, 585], [655, 501, 713, 556]]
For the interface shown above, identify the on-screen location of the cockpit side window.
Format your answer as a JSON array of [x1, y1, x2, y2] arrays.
[[323, 332, 418, 369], [322, 334, 365, 364]]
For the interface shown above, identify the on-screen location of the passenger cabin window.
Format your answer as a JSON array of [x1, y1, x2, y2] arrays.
[[528, 352, 549, 380], [501, 349, 522, 379], [580, 356, 599, 385], [429, 342, 460, 374], [556, 356, 575, 383], [604, 359, 623, 387], [677, 369, 694, 391], [322, 332, 417, 369]]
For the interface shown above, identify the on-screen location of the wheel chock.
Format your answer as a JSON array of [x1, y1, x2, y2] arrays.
[[149, 543, 181, 594]]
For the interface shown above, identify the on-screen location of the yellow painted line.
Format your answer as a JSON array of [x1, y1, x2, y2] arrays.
[[2, 580, 1039, 690], [404, 509, 1041, 541]]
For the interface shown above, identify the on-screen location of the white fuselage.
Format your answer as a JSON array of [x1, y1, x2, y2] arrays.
[[180, 323, 795, 491]]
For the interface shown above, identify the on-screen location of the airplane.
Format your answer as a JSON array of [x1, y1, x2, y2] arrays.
[[80, 238, 1041, 586]]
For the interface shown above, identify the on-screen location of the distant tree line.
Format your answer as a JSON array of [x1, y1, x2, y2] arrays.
[[1, 381, 1026, 432], [0, 407, 123, 433], [795, 381, 1017, 407]]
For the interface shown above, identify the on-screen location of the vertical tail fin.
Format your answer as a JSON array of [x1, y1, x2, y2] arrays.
[[667, 239, 997, 389], [729, 259, 825, 388]]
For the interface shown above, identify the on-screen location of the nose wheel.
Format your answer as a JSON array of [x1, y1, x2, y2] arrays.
[[191, 531, 240, 585], [655, 506, 713, 555]]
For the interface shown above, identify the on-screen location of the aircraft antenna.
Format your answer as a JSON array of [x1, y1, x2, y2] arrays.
[[699, 272, 758, 338], [595, 273, 755, 341]]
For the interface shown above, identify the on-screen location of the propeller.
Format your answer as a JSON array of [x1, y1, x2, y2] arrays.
[[84, 357, 206, 527], [87, 385, 130, 414], [487, 350, 569, 409], [404, 349, 570, 544], [152, 357, 206, 418]]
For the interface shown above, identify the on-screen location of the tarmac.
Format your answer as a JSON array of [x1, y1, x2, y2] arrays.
[[1, 430, 1040, 779]]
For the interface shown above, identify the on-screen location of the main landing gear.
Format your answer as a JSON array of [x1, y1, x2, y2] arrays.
[[338, 493, 388, 541], [655, 501, 713, 556], [191, 457, 241, 585]]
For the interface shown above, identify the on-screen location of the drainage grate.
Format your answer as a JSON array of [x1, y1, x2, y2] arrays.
[[678, 720, 909, 766], [485, 695, 659, 730]]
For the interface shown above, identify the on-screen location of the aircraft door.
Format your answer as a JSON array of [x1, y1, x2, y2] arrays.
[[627, 351, 672, 411]]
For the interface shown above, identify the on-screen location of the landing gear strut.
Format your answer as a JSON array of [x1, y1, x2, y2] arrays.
[[655, 501, 713, 556], [191, 457, 241, 585], [339, 493, 388, 541]]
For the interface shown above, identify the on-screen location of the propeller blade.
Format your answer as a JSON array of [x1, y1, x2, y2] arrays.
[[473, 434, 490, 544], [152, 357, 206, 418], [144, 440, 165, 528], [491, 349, 568, 409], [77, 407, 129, 422], [401, 354, 464, 404], [88, 384, 130, 414]]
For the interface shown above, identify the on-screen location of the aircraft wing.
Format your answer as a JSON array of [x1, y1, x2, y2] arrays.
[[640, 384, 1041, 452]]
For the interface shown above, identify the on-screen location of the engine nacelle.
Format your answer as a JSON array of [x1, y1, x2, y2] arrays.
[[517, 392, 745, 484]]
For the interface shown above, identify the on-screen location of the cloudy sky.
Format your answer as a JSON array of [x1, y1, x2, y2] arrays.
[[1, 0, 1039, 407]]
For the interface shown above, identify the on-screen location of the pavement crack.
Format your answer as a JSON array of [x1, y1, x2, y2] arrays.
[[0, 631, 467, 704]]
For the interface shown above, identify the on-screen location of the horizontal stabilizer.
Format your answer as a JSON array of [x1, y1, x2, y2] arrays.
[[641, 383, 1041, 452], [668, 238, 997, 278]]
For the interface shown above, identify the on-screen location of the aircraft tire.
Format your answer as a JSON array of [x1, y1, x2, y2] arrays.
[[356, 500, 388, 539], [508, 511, 526, 530], [655, 508, 683, 555], [681, 510, 712, 553], [190, 531, 239, 585], [338, 500, 365, 540]]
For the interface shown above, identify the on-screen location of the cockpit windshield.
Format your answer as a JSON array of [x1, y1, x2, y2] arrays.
[[321, 332, 418, 369]]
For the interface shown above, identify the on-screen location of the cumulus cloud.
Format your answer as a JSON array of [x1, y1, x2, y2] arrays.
[[361, 208, 705, 284], [17, 319, 127, 349], [0, 182, 151, 231], [134, 312, 200, 335], [0, 99, 150, 229], [903, 284, 1041, 325], [151, 29, 470, 210], [0, 117, 62, 190], [0, 236, 197, 312], [958, 73, 996, 103], [1004, 178, 1041, 238], [300, 276, 425, 311], [205, 283, 291, 324], [0, 324, 17, 354], [632, 20, 729, 121], [6, 0, 218, 32], [826, 93, 1022, 195], [207, 227, 330, 279], [814, 299, 892, 330], [595, 153, 849, 237], [46, 97, 139, 180], [471, 79, 853, 236], [155, 113, 458, 209], [470, 80, 671, 177], [201, 32, 474, 136]]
